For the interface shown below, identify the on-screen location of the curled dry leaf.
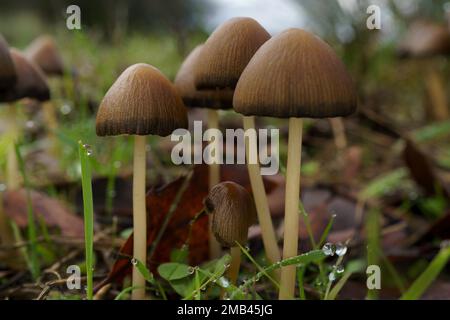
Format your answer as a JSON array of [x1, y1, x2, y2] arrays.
[[2, 189, 84, 237]]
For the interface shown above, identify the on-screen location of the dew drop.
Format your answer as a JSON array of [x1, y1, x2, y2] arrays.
[[187, 267, 195, 274], [336, 265, 344, 274], [131, 258, 138, 266], [26, 120, 35, 129], [322, 242, 335, 256], [328, 272, 336, 282], [83, 144, 93, 156], [60, 104, 72, 115], [218, 277, 230, 288], [335, 243, 347, 256]]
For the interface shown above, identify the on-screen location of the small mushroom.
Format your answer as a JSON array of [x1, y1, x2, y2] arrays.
[[25, 35, 64, 77], [234, 28, 357, 299], [3, 49, 50, 103], [205, 181, 256, 285], [96, 63, 188, 299]]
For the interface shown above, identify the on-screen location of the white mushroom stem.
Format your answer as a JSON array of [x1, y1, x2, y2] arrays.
[[207, 109, 222, 259], [279, 117, 303, 300], [228, 246, 241, 285], [132, 135, 147, 300], [329, 117, 347, 150], [243, 116, 281, 270]]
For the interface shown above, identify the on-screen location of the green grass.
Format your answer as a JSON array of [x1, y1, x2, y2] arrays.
[[15, 143, 40, 280], [78, 141, 95, 300], [401, 244, 450, 300]]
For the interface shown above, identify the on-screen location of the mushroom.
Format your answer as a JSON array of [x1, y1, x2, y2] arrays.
[[234, 28, 357, 299], [1, 48, 50, 191], [96, 63, 188, 299], [174, 44, 234, 259], [25, 35, 65, 148], [397, 20, 450, 121], [205, 181, 256, 285], [0, 34, 16, 93], [25, 35, 64, 77], [192, 18, 279, 266]]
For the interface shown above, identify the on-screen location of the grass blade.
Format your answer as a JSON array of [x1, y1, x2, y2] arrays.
[[400, 244, 450, 300], [78, 141, 94, 300], [15, 143, 39, 279]]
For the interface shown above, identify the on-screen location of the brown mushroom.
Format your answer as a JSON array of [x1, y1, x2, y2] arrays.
[[234, 28, 357, 299], [96, 63, 188, 299], [25, 35, 64, 77], [205, 181, 256, 285], [0, 34, 16, 93]]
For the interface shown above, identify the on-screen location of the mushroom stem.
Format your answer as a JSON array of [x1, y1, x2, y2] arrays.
[[228, 246, 241, 285], [131, 135, 147, 300], [424, 68, 449, 121], [42, 101, 59, 153], [6, 104, 20, 191], [279, 117, 303, 300], [207, 108, 222, 259], [329, 117, 347, 150], [243, 116, 281, 269]]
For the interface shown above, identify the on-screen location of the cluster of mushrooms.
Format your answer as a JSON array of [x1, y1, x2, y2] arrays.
[[96, 17, 356, 300], [0, 34, 64, 256]]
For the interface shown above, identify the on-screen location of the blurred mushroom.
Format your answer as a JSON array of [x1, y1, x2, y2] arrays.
[[234, 28, 357, 299], [397, 20, 450, 121], [205, 181, 256, 285], [0, 34, 17, 93], [96, 63, 188, 300], [25, 35, 65, 150], [1, 48, 49, 191]]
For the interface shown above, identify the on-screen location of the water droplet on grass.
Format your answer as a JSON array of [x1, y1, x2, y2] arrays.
[[322, 243, 335, 256], [335, 243, 347, 256], [336, 265, 344, 274], [131, 258, 137, 266], [328, 272, 336, 282]]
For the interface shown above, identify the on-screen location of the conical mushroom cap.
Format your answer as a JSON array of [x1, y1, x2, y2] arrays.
[[0, 48, 50, 102], [194, 17, 271, 90], [233, 28, 357, 118], [0, 34, 16, 91], [205, 181, 257, 248], [96, 63, 188, 137], [25, 35, 64, 76], [174, 45, 233, 109], [397, 21, 450, 58]]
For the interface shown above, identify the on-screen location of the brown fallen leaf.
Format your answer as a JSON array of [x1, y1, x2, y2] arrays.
[[403, 138, 450, 198], [3, 189, 84, 238]]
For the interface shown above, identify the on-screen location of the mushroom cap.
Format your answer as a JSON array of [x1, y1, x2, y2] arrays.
[[205, 181, 257, 248], [174, 45, 233, 109], [25, 35, 64, 76], [0, 48, 50, 102], [194, 17, 271, 90], [0, 34, 17, 91], [233, 28, 357, 118], [96, 63, 188, 137], [397, 21, 450, 58]]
